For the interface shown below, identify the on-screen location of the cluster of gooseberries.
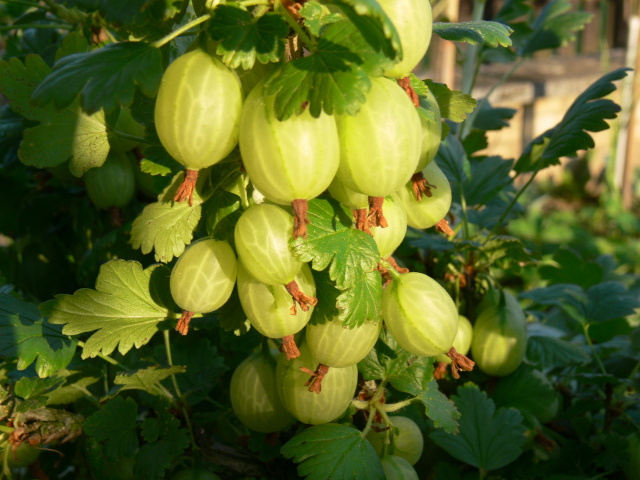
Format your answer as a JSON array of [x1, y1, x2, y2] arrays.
[[76, 0, 533, 474]]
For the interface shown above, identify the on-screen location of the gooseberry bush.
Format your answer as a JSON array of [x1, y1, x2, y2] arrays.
[[0, 0, 639, 479]]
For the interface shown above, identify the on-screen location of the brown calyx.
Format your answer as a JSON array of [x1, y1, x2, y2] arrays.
[[376, 263, 393, 287], [174, 169, 199, 206], [175, 310, 195, 335], [535, 427, 557, 452], [354, 208, 370, 234], [434, 362, 449, 380], [445, 346, 475, 379], [285, 280, 318, 315], [132, 146, 144, 161], [397, 76, 419, 108], [280, 0, 303, 19], [357, 385, 386, 423], [281, 335, 300, 360], [387, 256, 409, 274], [291, 199, 310, 239], [300, 364, 330, 394], [109, 206, 123, 227], [28, 462, 48, 480], [411, 172, 437, 201], [435, 218, 455, 236], [368, 197, 388, 229]]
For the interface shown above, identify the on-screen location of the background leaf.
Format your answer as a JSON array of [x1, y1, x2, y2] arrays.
[[433, 21, 513, 47], [110, 365, 186, 397], [0, 293, 76, 378], [84, 396, 139, 461], [423, 79, 477, 123], [430, 383, 526, 471]]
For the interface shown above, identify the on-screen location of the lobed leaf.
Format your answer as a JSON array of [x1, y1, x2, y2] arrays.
[[14, 376, 65, 412], [430, 383, 526, 471], [84, 396, 139, 461], [515, 68, 629, 173], [416, 378, 461, 435], [0, 293, 76, 378], [110, 365, 186, 398], [281, 423, 384, 480], [322, 0, 401, 59], [526, 335, 590, 369], [300, 1, 343, 36], [433, 21, 513, 47], [48, 260, 173, 359], [266, 19, 392, 120], [422, 79, 477, 123], [289, 197, 382, 327], [32, 42, 163, 113], [0, 53, 109, 176], [208, 4, 289, 70], [491, 364, 558, 419], [130, 172, 206, 263]]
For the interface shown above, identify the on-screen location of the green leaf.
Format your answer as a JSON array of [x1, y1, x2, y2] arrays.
[[479, 236, 535, 267], [14, 376, 65, 412], [45, 369, 101, 405], [201, 190, 242, 243], [492, 364, 558, 419], [423, 79, 477, 123], [436, 135, 469, 186], [154, 337, 228, 405], [416, 378, 461, 435], [208, 4, 289, 70], [32, 42, 163, 113], [281, 423, 384, 480], [84, 397, 139, 461], [289, 197, 381, 327], [472, 100, 516, 130], [110, 365, 186, 397], [265, 20, 376, 120], [0, 293, 76, 378], [538, 248, 604, 289], [515, 68, 628, 173], [430, 383, 526, 471], [322, 0, 401, 59], [300, 1, 343, 36], [526, 335, 590, 369], [49, 260, 172, 359], [464, 155, 514, 206], [140, 145, 181, 176], [309, 268, 341, 324], [359, 329, 460, 433], [0, 54, 110, 176], [130, 172, 206, 263], [433, 21, 513, 47], [335, 270, 382, 328], [519, 0, 592, 56]]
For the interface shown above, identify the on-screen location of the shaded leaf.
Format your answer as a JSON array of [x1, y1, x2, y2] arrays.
[[281, 423, 384, 480], [430, 383, 526, 471], [464, 155, 514, 206], [492, 364, 558, 419], [526, 335, 590, 368], [14, 376, 64, 412], [416, 378, 460, 434], [0, 293, 76, 378], [300, 1, 343, 36], [515, 68, 628, 173], [539, 248, 604, 289], [472, 100, 516, 130], [32, 42, 163, 113], [84, 396, 139, 461], [110, 365, 186, 397]]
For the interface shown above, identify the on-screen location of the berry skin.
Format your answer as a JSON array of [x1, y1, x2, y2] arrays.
[[382, 272, 458, 357], [397, 161, 452, 229], [366, 416, 424, 465], [84, 151, 136, 210]]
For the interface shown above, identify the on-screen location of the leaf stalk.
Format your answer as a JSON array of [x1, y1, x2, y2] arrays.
[[151, 14, 212, 49]]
